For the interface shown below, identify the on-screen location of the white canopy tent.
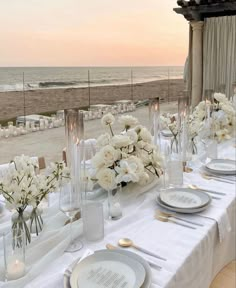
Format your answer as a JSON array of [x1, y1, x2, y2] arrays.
[[174, 0, 236, 106]]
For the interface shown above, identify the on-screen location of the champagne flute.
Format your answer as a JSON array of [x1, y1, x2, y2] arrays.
[[59, 183, 83, 252]]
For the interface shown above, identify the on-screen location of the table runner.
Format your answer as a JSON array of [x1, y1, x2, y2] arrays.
[[0, 139, 235, 288]]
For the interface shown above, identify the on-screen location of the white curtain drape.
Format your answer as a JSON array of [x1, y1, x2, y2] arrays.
[[203, 15, 236, 99]]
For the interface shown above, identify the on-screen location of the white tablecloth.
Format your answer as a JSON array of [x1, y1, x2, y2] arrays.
[[0, 140, 235, 288]]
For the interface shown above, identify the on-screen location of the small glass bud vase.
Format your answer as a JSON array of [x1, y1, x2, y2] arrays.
[[108, 184, 122, 220], [11, 210, 31, 246], [30, 207, 43, 236]]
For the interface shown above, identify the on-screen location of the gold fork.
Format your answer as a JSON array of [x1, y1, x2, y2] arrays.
[[156, 211, 204, 227], [155, 215, 196, 229]]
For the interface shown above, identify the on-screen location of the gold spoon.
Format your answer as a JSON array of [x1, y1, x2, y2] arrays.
[[118, 238, 166, 261], [155, 215, 196, 230], [188, 184, 226, 196], [156, 211, 204, 227]]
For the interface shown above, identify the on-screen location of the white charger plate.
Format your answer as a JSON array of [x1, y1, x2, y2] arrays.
[[156, 195, 211, 214], [96, 250, 152, 288], [70, 250, 146, 288], [205, 159, 236, 175], [160, 188, 211, 209]]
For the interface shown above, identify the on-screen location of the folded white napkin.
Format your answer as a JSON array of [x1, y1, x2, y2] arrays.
[[197, 206, 231, 242], [184, 171, 233, 243]]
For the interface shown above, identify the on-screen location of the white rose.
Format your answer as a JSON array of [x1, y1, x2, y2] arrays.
[[126, 130, 138, 143], [100, 145, 119, 167], [92, 145, 119, 168], [221, 104, 235, 116], [96, 168, 116, 190], [139, 127, 152, 143], [91, 151, 104, 169], [197, 101, 206, 111], [119, 115, 138, 130], [97, 133, 111, 147], [214, 93, 227, 103], [111, 135, 132, 148], [101, 113, 115, 127]]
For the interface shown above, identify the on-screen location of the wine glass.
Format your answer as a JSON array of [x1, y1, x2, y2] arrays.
[[59, 183, 83, 252]]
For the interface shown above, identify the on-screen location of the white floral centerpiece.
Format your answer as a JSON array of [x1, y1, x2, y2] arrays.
[[192, 93, 236, 142], [91, 113, 163, 192], [0, 155, 70, 243]]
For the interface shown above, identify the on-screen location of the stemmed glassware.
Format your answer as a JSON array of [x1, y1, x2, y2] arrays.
[[59, 183, 83, 252], [62, 109, 84, 252], [178, 93, 192, 172]]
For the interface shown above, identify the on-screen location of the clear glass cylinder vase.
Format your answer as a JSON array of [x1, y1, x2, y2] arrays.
[[29, 207, 43, 236], [108, 184, 122, 220], [11, 210, 31, 246]]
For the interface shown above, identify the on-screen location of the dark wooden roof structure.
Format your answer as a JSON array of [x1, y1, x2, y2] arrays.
[[174, 0, 236, 21]]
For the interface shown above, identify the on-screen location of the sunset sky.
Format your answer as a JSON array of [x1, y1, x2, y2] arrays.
[[0, 0, 188, 67]]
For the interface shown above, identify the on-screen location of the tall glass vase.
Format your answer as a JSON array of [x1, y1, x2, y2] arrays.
[[149, 97, 160, 147], [29, 207, 43, 236], [11, 210, 31, 246], [65, 109, 84, 208]]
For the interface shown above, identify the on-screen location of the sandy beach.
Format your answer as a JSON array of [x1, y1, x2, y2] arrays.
[[0, 102, 178, 165], [0, 79, 185, 122]]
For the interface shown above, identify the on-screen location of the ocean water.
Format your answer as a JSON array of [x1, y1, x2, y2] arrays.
[[0, 66, 183, 92]]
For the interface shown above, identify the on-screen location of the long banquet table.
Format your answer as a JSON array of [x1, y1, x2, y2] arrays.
[[0, 139, 235, 288]]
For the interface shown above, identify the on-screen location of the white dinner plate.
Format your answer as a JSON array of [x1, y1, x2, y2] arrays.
[[156, 195, 211, 214], [160, 188, 211, 209], [70, 250, 146, 288], [96, 250, 152, 288], [205, 159, 236, 175]]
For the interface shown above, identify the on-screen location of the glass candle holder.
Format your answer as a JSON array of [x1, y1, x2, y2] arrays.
[[108, 184, 122, 220], [149, 97, 160, 147], [3, 230, 26, 281]]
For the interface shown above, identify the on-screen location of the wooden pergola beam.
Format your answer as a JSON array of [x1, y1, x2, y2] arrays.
[[174, 2, 236, 21]]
